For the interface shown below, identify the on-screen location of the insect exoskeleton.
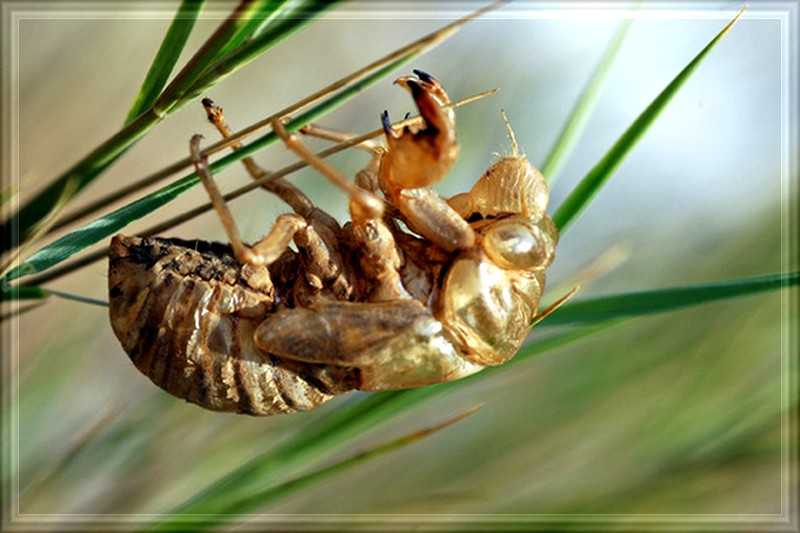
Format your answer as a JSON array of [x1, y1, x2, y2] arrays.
[[108, 70, 558, 415], [108, 235, 357, 415]]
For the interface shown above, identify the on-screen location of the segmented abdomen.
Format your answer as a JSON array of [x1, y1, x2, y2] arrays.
[[108, 235, 337, 415]]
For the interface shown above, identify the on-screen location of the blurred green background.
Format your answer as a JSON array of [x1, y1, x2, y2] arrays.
[[5, 1, 795, 531]]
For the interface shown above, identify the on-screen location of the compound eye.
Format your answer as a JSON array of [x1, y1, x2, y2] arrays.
[[482, 217, 557, 270]]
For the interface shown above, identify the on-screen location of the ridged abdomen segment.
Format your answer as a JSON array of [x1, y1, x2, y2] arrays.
[[108, 235, 336, 415]]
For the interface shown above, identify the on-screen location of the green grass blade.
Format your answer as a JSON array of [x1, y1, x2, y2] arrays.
[[155, 323, 614, 524], [1, 285, 48, 302], [2, 109, 159, 249], [552, 8, 746, 233], [149, 408, 479, 532], [125, 0, 206, 125], [0, 285, 107, 306], [540, 16, 634, 184], [4, 1, 236, 245], [215, 0, 291, 58], [157, 266, 793, 521], [208, 407, 480, 524], [154, 392, 432, 521], [2, 0, 246, 246], [542, 271, 798, 326], [4, 173, 197, 282], [149, 0, 271, 114], [44, 2, 487, 240], [181, 0, 344, 101], [4, 0, 486, 283], [2, 1, 329, 247], [2, 52, 419, 283]]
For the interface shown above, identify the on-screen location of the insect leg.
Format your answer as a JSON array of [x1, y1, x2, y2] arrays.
[[271, 118, 385, 221], [202, 98, 315, 216], [374, 72, 476, 252], [190, 135, 305, 268], [202, 100, 353, 298], [299, 122, 394, 206], [272, 119, 410, 302], [296, 122, 385, 193], [380, 71, 458, 190], [391, 187, 477, 252], [298, 122, 384, 155]]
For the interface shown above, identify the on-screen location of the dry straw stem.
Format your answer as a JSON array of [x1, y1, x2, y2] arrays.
[[6, 2, 504, 291], [3, 0, 340, 246], [20, 88, 498, 289], [4, 0, 504, 287], [51, 89, 497, 235]]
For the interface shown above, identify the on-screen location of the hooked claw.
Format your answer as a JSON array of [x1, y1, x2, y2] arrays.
[[381, 109, 393, 135], [382, 71, 459, 189], [412, 69, 437, 84]]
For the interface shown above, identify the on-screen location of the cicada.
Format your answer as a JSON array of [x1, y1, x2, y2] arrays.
[[108, 71, 558, 415]]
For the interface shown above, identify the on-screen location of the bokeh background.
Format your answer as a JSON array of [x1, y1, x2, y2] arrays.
[[5, 1, 796, 530]]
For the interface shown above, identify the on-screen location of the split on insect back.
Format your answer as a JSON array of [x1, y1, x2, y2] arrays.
[[107, 70, 559, 416]]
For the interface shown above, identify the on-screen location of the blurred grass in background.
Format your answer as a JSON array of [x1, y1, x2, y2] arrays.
[[3, 1, 796, 531]]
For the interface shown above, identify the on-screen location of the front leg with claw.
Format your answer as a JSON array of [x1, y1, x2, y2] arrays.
[[381, 70, 459, 189], [379, 70, 475, 252]]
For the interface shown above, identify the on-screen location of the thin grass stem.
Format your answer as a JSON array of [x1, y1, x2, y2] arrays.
[[540, 14, 634, 184], [125, 0, 206, 124], [20, 89, 498, 288], [552, 8, 746, 233]]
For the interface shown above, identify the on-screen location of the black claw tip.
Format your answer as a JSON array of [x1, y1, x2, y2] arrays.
[[405, 78, 424, 100], [381, 110, 392, 134], [201, 97, 214, 108], [404, 112, 412, 120], [413, 69, 436, 84]]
